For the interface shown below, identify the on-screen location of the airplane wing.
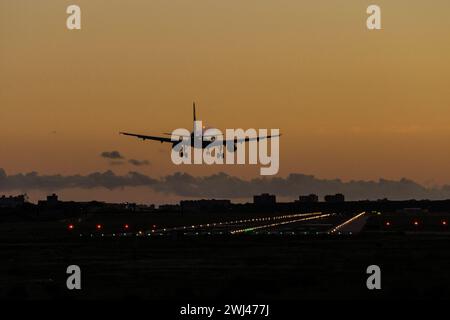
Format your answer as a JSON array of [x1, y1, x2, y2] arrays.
[[120, 132, 173, 143], [224, 133, 281, 144]]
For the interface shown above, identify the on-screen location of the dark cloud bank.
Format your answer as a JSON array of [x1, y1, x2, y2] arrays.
[[128, 159, 150, 166], [2, 168, 450, 200], [100, 151, 150, 167], [100, 151, 124, 160]]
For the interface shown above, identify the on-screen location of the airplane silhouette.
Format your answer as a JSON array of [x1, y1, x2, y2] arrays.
[[120, 102, 280, 152]]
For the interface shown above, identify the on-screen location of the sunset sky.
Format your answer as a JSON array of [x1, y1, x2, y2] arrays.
[[1, 0, 450, 203]]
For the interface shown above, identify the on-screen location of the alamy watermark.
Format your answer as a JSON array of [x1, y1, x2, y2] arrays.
[[66, 265, 81, 290], [66, 4, 382, 31], [170, 121, 280, 176], [366, 265, 381, 290]]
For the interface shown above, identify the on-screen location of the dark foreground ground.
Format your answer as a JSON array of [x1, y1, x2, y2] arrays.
[[1, 232, 450, 300]]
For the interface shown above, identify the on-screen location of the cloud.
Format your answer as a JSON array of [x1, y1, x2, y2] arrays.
[[100, 152, 149, 167], [0, 168, 156, 191], [128, 159, 150, 166], [2, 168, 450, 200], [100, 151, 124, 160]]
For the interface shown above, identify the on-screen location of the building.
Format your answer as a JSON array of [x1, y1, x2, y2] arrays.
[[298, 194, 319, 203], [38, 193, 60, 207], [253, 193, 276, 206], [136, 204, 156, 212], [324, 193, 345, 203], [180, 199, 231, 212], [158, 204, 181, 212], [0, 195, 25, 208]]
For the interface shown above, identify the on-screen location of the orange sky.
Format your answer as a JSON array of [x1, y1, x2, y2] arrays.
[[1, 0, 450, 203]]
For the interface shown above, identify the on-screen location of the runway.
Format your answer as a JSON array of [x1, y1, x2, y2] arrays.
[[76, 212, 369, 238]]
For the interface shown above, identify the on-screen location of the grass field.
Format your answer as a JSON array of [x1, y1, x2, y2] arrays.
[[1, 230, 450, 300]]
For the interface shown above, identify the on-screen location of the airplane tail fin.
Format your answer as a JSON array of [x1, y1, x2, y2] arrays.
[[193, 101, 196, 122]]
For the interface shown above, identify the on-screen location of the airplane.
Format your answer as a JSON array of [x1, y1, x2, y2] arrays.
[[119, 102, 280, 153]]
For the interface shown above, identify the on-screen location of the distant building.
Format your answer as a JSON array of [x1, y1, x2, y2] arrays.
[[180, 199, 231, 212], [253, 193, 276, 206], [324, 193, 345, 203], [136, 204, 156, 212], [298, 194, 319, 203], [0, 195, 25, 208], [38, 193, 60, 207], [158, 204, 181, 212], [47, 193, 59, 206]]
